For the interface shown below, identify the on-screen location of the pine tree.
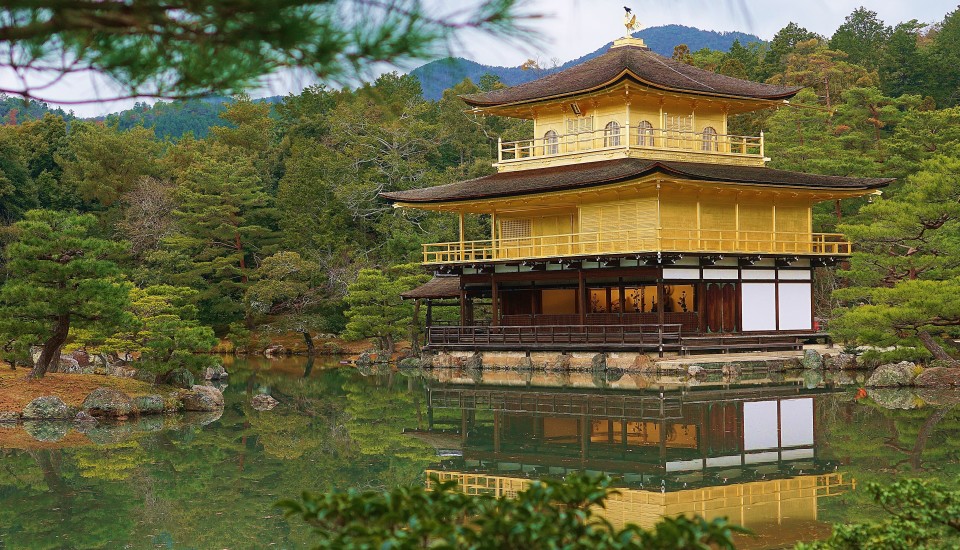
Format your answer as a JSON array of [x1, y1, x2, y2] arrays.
[[342, 264, 428, 353], [833, 156, 960, 362], [0, 210, 129, 378], [164, 150, 277, 330]]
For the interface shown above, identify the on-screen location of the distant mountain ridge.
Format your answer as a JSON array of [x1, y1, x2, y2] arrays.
[[411, 24, 763, 100]]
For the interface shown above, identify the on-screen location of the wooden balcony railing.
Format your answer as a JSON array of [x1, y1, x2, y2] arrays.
[[498, 125, 763, 164], [423, 228, 851, 264]]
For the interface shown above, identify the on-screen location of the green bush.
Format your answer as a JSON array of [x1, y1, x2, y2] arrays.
[[800, 479, 960, 550], [280, 474, 746, 549]]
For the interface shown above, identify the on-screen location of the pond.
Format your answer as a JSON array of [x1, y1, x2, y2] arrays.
[[1, 357, 959, 549]]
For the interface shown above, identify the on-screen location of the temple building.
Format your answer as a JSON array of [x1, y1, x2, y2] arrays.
[[384, 36, 893, 354]]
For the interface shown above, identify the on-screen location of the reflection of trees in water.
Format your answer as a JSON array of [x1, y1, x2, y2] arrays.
[[817, 392, 960, 525], [0, 360, 440, 548]]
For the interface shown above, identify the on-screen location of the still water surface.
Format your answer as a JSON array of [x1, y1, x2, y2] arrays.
[[1, 357, 959, 549]]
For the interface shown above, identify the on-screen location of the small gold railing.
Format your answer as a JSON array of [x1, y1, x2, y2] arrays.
[[498, 125, 763, 163], [423, 229, 851, 264]]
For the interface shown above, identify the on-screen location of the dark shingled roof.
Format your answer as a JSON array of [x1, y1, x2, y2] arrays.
[[401, 276, 461, 299], [461, 43, 802, 107], [381, 158, 894, 204]]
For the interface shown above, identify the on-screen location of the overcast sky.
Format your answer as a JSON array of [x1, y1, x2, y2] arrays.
[[4, 1, 957, 117]]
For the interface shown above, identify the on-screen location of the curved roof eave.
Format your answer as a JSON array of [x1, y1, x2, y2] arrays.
[[461, 71, 801, 109]]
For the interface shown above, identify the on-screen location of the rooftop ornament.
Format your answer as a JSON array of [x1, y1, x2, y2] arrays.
[[623, 6, 641, 38]]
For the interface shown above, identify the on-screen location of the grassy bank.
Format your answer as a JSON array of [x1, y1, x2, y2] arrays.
[[0, 369, 161, 412]]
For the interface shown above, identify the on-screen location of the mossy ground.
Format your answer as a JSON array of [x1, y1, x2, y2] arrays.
[[0, 369, 163, 412]]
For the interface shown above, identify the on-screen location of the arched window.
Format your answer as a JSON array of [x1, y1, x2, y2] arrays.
[[604, 121, 621, 147], [701, 126, 718, 151], [636, 120, 654, 147], [544, 130, 559, 155]]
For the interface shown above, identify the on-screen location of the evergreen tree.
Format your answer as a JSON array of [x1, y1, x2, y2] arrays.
[[833, 156, 960, 361], [0, 210, 129, 378], [97, 285, 217, 371], [58, 121, 165, 207], [879, 21, 927, 98], [927, 8, 960, 107], [164, 150, 277, 330], [342, 265, 428, 352], [829, 7, 892, 71]]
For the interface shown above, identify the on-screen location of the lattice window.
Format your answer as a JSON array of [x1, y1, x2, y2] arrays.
[[663, 113, 693, 134], [566, 116, 594, 135], [500, 218, 532, 241]]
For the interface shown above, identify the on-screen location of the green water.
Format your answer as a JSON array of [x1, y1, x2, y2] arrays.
[[1, 357, 958, 549]]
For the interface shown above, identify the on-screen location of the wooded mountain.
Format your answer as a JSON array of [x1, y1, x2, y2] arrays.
[[411, 25, 763, 100]]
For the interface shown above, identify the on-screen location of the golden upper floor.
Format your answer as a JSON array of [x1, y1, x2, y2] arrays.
[[461, 38, 801, 171], [382, 158, 890, 264]]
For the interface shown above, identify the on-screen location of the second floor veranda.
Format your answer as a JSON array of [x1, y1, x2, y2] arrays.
[[423, 228, 851, 265], [497, 123, 765, 169]]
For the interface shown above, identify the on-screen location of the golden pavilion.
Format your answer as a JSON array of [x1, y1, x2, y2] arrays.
[[384, 36, 893, 354]]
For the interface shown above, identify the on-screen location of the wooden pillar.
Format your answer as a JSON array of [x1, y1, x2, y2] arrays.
[[578, 268, 587, 326], [493, 411, 501, 453], [490, 273, 499, 327], [459, 290, 467, 326], [458, 211, 465, 262], [426, 300, 433, 327], [491, 211, 497, 260], [657, 276, 665, 328]]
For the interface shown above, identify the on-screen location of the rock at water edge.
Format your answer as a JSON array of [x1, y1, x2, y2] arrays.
[[22, 396, 71, 420]]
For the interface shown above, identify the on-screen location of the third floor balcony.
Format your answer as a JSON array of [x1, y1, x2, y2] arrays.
[[497, 124, 766, 171]]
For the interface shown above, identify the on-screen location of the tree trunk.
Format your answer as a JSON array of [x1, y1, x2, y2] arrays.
[[31, 314, 70, 379], [302, 330, 315, 356], [917, 330, 958, 364]]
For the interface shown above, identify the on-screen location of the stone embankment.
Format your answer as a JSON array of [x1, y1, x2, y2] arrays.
[[403, 348, 859, 375]]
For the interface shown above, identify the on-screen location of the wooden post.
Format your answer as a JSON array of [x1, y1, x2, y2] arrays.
[[497, 137, 503, 163], [460, 289, 467, 326], [491, 273, 499, 327], [657, 277, 665, 329], [490, 211, 497, 260], [493, 411, 501, 453], [578, 268, 587, 327], [458, 211, 465, 262]]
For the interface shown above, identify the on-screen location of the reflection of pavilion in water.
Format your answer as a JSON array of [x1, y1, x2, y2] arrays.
[[415, 377, 852, 549]]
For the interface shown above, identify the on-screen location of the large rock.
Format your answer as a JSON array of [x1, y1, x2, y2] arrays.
[[57, 354, 82, 374], [133, 395, 165, 415], [22, 396, 71, 420], [81, 387, 134, 418], [167, 368, 195, 389], [828, 353, 857, 370], [182, 385, 224, 411], [801, 349, 823, 370], [70, 350, 91, 367], [251, 394, 280, 411], [865, 361, 919, 387], [914, 367, 960, 388]]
